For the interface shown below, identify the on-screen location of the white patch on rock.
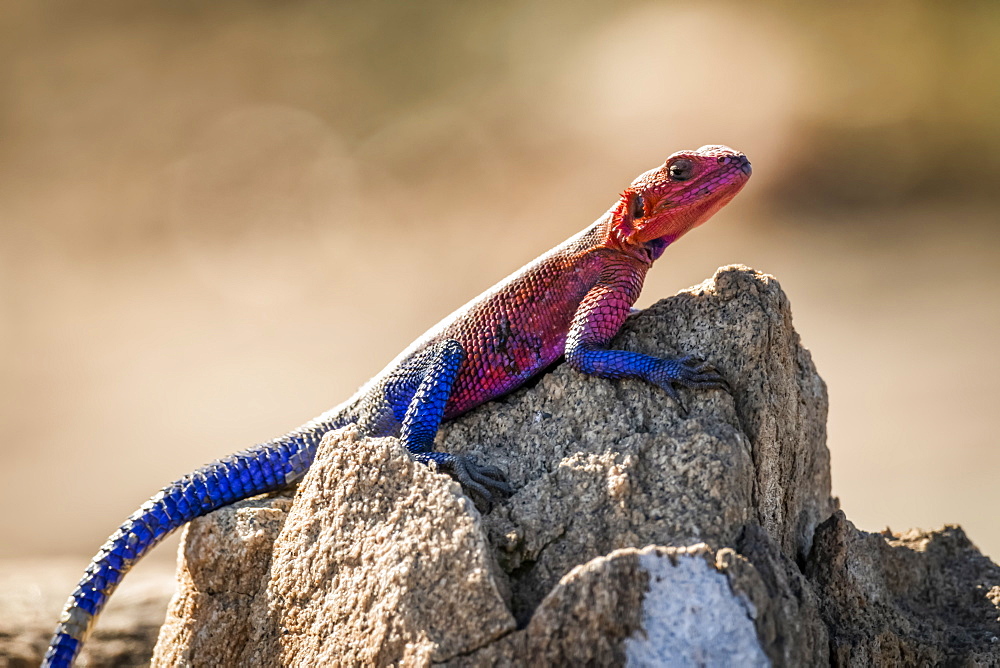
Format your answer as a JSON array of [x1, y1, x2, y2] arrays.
[[625, 550, 770, 667]]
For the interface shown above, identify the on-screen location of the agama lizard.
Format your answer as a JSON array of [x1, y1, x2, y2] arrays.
[[43, 145, 751, 667]]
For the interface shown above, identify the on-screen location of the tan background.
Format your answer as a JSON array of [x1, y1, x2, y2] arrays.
[[1, 0, 998, 590]]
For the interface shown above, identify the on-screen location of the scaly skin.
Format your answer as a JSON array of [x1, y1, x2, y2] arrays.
[[43, 145, 751, 667]]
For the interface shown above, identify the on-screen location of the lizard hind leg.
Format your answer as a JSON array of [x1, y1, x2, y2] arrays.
[[398, 339, 512, 510]]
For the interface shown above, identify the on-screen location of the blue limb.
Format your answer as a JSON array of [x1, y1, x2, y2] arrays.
[[566, 346, 729, 416], [399, 339, 465, 455], [399, 339, 511, 507], [564, 272, 729, 417]]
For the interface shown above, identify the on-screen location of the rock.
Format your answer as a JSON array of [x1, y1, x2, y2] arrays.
[[149, 266, 1000, 666], [806, 511, 1000, 666], [151, 496, 296, 666], [453, 544, 773, 667], [153, 431, 514, 667], [728, 524, 830, 665]]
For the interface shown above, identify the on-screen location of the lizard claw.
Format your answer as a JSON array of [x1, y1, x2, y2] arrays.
[[653, 355, 730, 415], [657, 379, 689, 417], [448, 454, 512, 513]]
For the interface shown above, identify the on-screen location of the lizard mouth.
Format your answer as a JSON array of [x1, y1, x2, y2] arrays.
[[724, 153, 752, 176]]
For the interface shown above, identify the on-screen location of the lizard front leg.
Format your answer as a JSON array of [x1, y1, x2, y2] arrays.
[[564, 261, 728, 416], [397, 339, 511, 507]]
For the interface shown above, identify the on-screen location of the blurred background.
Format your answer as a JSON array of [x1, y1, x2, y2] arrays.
[[1, 0, 998, 639]]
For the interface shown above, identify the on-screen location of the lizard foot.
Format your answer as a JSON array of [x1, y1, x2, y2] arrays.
[[447, 454, 512, 513], [653, 355, 731, 417]]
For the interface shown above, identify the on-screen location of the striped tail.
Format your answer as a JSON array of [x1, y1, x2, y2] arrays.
[[42, 423, 332, 668]]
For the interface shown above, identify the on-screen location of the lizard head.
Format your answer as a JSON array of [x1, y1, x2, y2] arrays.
[[609, 145, 751, 262]]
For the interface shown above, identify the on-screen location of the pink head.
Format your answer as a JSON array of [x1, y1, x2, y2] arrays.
[[608, 145, 751, 261]]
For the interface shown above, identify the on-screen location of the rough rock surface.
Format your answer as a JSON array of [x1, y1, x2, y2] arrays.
[[153, 432, 513, 667], [148, 266, 1000, 666], [807, 511, 1000, 666]]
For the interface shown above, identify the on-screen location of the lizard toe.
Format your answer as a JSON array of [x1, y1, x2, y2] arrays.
[[451, 454, 512, 511]]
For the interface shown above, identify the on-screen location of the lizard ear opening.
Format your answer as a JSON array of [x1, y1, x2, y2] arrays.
[[614, 188, 641, 242], [630, 192, 645, 220]]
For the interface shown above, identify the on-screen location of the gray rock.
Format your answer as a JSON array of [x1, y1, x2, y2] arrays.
[[452, 544, 773, 667], [806, 510, 1000, 666], [624, 545, 769, 667], [727, 524, 830, 665]]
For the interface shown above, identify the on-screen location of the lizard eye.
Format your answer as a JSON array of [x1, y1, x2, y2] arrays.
[[668, 159, 694, 181], [630, 193, 645, 219]]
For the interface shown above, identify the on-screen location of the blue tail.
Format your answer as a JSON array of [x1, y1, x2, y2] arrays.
[[42, 422, 333, 668]]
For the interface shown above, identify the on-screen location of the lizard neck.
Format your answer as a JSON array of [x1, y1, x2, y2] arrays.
[[597, 211, 672, 265]]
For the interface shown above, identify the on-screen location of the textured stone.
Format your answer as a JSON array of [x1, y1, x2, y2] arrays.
[[725, 524, 830, 665], [154, 430, 513, 667], [624, 545, 768, 666], [453, 544, 772, 667], [151, 496, 295, 667], [806, 511, 1000, 666]]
